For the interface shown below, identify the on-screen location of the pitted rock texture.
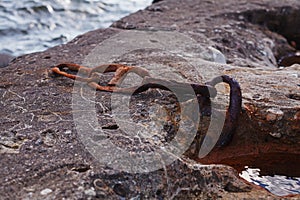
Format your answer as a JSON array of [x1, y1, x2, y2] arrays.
[[1, 0, 300, 199], [111, 0, 300, 178]]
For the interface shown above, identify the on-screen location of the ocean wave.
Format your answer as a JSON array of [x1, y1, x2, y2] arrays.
[[0, 0, 152, 56]]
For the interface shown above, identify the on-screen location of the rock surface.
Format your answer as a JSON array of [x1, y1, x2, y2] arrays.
[[0, 53, 14, 68], [1, 0, 300, 199]]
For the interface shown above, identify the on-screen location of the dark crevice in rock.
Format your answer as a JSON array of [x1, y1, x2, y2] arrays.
[[224, 181, 252, 193], [287, 93, 300, 101], [241, 7, 300, 50], [226, 6, 300, 66], [218, 152, 300, 177], [112, 183, 128, 197], [198, 109, 300, 178], [69, 164, 91, 173], [102, 124, 119, 130], [152, 0, 164, 4], [278, 53, 300, 67]]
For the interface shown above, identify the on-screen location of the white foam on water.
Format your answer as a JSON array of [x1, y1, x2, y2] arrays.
[[0, 0, 152, 56]]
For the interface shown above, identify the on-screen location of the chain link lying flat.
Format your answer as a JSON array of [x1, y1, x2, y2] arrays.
[[51, 63, 242, 148], [52, 63, 150, 93], [51, 63, 216, 97]]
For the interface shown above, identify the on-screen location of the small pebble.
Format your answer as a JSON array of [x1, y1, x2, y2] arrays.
[[266, 108, 284, 121], [269, 132, 282, 138], [78, 186, 84, 191], [40, 188, 52, 195], [84, 188, 96, 196], [0, 53, 14, 68]]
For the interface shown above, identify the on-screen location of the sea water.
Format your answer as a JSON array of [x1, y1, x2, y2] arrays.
[[240, 167, 300, 196], [0, 0, 152, 56]]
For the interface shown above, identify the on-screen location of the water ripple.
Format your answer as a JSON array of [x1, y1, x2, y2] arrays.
[[240, 167, 300, 196], [0, 0, 152, 56]]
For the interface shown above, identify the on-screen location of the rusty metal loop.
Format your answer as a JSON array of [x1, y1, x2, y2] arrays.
[[206, 75, 242, 147]]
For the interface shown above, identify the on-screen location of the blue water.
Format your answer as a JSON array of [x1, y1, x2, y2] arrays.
[[0, 0, 152, 56], [240, 167, 300, 197]]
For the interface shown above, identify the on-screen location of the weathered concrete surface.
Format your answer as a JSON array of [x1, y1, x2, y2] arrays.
[[1, 0, 300, 199]]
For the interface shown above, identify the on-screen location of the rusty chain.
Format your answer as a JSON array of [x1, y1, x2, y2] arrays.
[[51, 63, 242, 148]]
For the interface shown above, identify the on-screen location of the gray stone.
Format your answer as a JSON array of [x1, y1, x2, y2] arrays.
[[40, 188, 52, 195], [0, 53, 14, 68]]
